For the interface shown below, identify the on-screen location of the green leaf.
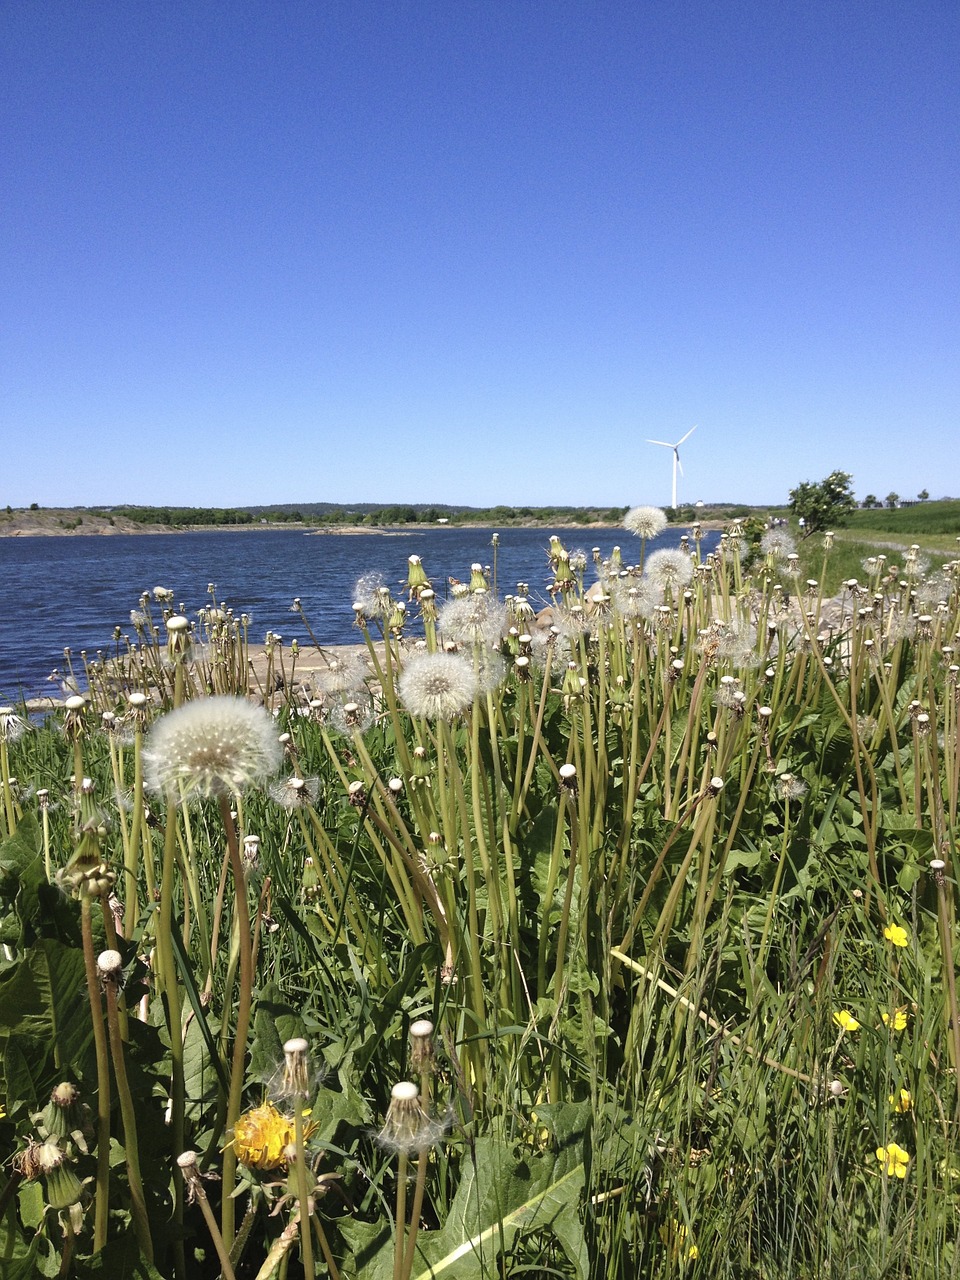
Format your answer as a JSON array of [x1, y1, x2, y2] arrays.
[[0, 939, 89, 1069], [344, 1104, 590, 1280]]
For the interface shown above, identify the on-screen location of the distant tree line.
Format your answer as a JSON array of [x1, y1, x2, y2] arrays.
[[104, 504, 636, 528]]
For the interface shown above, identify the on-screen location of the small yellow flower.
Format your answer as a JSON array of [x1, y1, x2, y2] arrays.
[[883, 923, 909, 948], [876, 1142, 910, 1178], [880, 1007, 909, 1032], [833, 1010, 860, 1032], [230, 1102, 315, 1172], [888, 1089, 913, 1113], [659, 1219, 698, 1261]]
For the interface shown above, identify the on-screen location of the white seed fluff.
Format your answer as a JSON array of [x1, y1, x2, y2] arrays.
[[398, 651, 478, 721], [143, 697, 282, 801]]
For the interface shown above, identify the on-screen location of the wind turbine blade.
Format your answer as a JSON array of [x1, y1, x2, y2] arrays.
[[677, 456, 684, 477], [677, 425, 697, 445], [646, 439, 673, 448]]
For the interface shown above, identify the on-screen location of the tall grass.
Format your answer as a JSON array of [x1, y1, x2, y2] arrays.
[[0, 524, 958, 1279]]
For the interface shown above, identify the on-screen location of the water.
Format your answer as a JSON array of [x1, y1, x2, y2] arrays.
[[0, 525, 718, 700]]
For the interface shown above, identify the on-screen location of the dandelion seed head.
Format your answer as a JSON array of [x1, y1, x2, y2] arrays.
[[143, 697, 281, 802], [438, 594, 507, 648], [644, 548, 694, 593], [398, 652, 478, 720], [623, 506, 668, 540], [312, 650, 370, 697], [760, 528, 797, 560], [775, 772, 807, 802]]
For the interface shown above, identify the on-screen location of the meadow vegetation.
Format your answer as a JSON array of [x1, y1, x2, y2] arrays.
[[0, 513, 958, 1279]]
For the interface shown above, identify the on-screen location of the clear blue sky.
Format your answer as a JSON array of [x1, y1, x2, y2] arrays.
[[2, 2, 957, 509]]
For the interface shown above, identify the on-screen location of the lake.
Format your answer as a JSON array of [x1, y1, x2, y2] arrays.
[[0, 525, 718, 700]]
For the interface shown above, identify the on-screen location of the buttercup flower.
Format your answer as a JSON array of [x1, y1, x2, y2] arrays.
[[883, 923, 909, 948], [876, 1142, 910, 1178], [143, 697, 281, 802], [889, 1089, 913, 1113], [398, 652, 478, 721], [881, 1007, 909, 1032], [833, 1010, 860, 1032]]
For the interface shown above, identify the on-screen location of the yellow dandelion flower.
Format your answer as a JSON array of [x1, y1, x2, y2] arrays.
[[230, 1102, 315, 1172], [880, 1007, 909, 1032], [889, 1089, 913, 1113], [876, 1142, 910, 1178], [833, 1010, 860, 1032], [883, 923, 909, 948]]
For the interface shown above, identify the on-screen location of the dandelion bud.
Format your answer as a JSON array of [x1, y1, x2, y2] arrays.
[[41, 1083, 83, 1142], [40, 1140, 83, 1209]]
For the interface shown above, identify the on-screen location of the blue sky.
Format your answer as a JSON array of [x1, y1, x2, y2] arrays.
[[2, 2, 958, 509]]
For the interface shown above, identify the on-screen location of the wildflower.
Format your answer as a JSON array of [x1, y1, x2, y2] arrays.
[[376, 1081, 446, 1155], [775, 772, 807, 802], [889, 1089, 913, 1113], [143, 697, 282, 802], [231, 1102, 314, 1171], [644, 548, 694, 593], [398, 651, 478, 721], [883, 923, 909, 948], [659, 1218, 699, 1261], [0, 706, 28, 743], [312, 650, 370, 697], [269, 775, 320, 809], [623, 506, 668, 540], [353, 571, 392, 618], [833, 1010, 860, 1032], [881, 1007, 909, 1032], [875, 1142, 910, 1178], [438, 594, 507, 648], [760, 528, 797, 560]]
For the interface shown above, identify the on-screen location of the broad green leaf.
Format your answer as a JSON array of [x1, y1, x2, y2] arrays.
[[0, 939, 89, 1068]]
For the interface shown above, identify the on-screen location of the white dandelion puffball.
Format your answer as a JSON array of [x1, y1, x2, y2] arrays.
[[398, 651, 479, 720], [143, 697, 282, 801], [760, 528, 797, 560], [644, 548, 694, 592], [623, 506, 668, 540]]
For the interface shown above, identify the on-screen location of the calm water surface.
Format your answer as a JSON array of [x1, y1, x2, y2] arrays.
[[0, 526, 718, 700]]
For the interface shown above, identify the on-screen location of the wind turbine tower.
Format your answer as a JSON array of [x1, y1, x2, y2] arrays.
[[646, 426, 697, 508]]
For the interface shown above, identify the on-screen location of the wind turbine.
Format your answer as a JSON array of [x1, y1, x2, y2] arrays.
[[646, 425, 697, 508]]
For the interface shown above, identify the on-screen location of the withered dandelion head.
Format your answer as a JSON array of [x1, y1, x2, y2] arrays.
[[143, 697, 281, 802], [376, 1081, 447, 1155]]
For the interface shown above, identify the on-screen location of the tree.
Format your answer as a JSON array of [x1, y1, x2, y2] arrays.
[[788, 470, 855, 536], [885, 492, 900, 509], [918, 489, 929, 502], [862, 494, 881, 509]]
